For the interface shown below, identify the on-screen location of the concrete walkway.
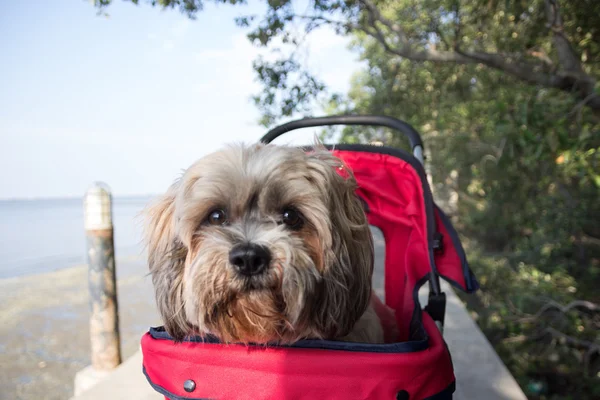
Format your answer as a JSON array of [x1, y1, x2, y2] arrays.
[[71, 280, 526, 400], [72, 350, 160, 400], [423, 282, 527, 400]]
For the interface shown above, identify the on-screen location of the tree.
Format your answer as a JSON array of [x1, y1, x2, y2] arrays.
[[94, 0, 600, 124], [328, 12, 600, 397], [328, 6, 600, 398]]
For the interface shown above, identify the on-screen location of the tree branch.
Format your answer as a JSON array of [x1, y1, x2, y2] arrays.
[[357, 0, 468, 63], [353, 0, 600, 112], [545, 0, 583, 75], [294, 14, 359, 33], [515, 299, 600, 323], [452, 0, 462, 50], [293, 1, 600, 112], [358, 0, 406, 40], [541, 327, 600, 353], [543, 0, 600, 111]]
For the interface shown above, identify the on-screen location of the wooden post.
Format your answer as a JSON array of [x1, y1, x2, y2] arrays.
[[84, 182, 121, 370]]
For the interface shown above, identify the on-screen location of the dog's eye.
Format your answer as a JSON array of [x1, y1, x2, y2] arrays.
[[207, 209, 227, 225], [282, 208, 303, 229]]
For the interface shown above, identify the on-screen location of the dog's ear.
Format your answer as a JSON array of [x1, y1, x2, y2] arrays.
[[306, 148, 374, 338], [143, 182, 190, 341]]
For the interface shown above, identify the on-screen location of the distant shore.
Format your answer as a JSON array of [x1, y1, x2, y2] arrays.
[[0, 196, 150, 279], [0, 256, 160, 400], [0, 195, 158, 203]]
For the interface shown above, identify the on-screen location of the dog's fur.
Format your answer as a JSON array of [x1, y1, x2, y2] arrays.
[[143, 142, 384, 344]]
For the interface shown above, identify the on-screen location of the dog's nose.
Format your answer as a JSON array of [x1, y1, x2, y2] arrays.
[[229, 243, 271, 276]]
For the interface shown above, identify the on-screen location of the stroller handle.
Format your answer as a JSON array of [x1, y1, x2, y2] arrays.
[[260, 115, 425, 164]]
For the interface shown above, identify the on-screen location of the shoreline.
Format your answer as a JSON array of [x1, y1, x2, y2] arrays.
[[0, 251, 145, 281], [0, 256, 160, 400]]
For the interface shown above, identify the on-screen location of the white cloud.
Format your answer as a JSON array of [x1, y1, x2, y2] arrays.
[[149, 18, 191, 51], [195, 33, 277, 63], [305, 27, 348, 52], [194, 48, 230, 61], [171, 18, 190, 38], [193, 82, 218, 93], [190, 27, 360, 107], [162, 39, 175, 50]]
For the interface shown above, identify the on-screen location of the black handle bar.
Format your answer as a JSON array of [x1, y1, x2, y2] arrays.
[[260, 115, 424, 150]]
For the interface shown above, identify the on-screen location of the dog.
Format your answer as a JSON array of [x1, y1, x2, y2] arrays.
[[143, 142, 385, 345]]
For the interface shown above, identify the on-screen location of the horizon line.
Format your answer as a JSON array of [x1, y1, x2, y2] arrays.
[[0, 193, 159, 202]]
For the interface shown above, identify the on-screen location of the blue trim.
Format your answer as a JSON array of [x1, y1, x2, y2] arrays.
[[148, 326, 429, 354], [143, 366, 213, 400], [434, 205, 479, 293], [423, 380, 455, 399]]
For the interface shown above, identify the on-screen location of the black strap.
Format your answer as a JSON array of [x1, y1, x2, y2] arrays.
[[432, 232, 444, 252], [425, 291, 447, 327]]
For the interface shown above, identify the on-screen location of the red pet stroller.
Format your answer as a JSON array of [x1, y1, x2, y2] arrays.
[[141, 115, 479, 400]]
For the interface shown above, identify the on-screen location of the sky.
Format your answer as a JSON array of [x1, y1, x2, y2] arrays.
[[0, 0, 362, 199]]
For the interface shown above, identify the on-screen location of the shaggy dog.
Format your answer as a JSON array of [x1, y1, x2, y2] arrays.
[[143, 143, 385, 345]]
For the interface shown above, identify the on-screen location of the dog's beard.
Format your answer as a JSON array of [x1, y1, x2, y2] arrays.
[[182, 222, 322, 344]]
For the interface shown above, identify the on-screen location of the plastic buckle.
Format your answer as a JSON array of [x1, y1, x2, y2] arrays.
[[425, 291, 447, 330], [432, 232, 444, 253]]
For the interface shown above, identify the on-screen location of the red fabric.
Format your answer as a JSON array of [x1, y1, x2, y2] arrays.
[[332, 150, 433, 340], [433, 208, 468, 289], [142, 314, 454, 400]]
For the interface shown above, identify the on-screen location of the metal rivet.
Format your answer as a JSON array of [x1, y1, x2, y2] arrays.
[[183, 379, 196, 392], [396, 390, 409, 400]]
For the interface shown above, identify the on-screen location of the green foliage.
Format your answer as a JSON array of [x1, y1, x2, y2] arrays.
[[252, 57, 326, 127], [94, 0, 246, 18], [239, 0, 600, 123], [462, 248, 600, 399]]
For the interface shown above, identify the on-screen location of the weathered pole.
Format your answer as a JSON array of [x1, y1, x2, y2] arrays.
[[84, 182, 121, 370]]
